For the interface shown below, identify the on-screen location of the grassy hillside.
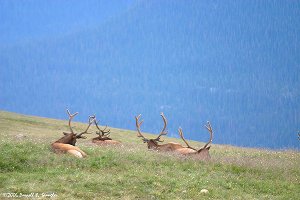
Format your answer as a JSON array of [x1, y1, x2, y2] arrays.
[[0, 111, 299, 199]]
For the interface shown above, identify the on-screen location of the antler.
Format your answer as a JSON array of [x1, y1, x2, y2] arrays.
[[66, 109, 79, 134], [203, 121, 213, 149], [135, 114, 149, 142], [154, 112, 168, 142], [178, 121, 213, 151], [178, 127, 197, 151], [94, 119, 111, 138], [76, 115, 96, 139]]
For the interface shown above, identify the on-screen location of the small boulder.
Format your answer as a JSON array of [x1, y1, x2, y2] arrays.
[[200, 189, 209, 194], [15, 134, 27, 140]]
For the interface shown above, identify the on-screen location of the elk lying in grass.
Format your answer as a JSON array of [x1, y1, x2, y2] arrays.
[[51, 109, 95, 158], [176, 121, 213, 160], [92, 117, 121, 145], [135, 113, 184, 151]]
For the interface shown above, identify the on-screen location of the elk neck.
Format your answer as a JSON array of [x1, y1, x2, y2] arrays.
[[147, 139, 159, 149], [195, 146, 211, 160], [54, 133, 77, 146]]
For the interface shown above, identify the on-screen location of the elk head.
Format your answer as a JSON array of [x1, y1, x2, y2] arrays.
[[93, 117, 112, 141], [91, 117, 121, 145], [135, 113, 168, 149], [178, 121, 213, 160], [55, 109, 95, 146]]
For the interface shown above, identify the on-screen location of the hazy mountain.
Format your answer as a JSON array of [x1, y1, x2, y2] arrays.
[[0, 0, 299, 149]]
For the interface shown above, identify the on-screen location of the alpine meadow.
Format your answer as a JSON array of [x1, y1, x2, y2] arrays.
[[0, 111, 299, 199], [0, 0, 300, 199]]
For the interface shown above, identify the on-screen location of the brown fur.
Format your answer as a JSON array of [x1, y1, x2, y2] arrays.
[[92, 137, 121, 145], [175, 146, 211, 160], [51, 134, 87, 158], [51, 110, 94, 158], [146, 140, 184, 151], [54, 133, 77, 145], [145, 139, 211, 160]]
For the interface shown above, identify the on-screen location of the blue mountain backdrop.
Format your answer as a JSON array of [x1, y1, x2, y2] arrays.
[[0, 0, 299, 149]]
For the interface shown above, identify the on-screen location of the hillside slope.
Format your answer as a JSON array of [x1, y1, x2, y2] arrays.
[[0, 111, 299, 199]]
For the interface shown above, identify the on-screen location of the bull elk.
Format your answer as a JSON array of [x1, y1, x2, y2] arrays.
[[135, 113, 184, 151], [92, 117, 121, 145], [176, 121, 213, 160], [51, 109, 95, 158]]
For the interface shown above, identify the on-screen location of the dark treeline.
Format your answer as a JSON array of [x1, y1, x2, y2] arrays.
[[0, 0, 299, 149]]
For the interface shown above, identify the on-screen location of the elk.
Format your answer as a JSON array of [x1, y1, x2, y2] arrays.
[[91, 117, 121, 145], [176, 121, 213, 160], [51, 109, 95, 158], [135, 113, 184, 151]]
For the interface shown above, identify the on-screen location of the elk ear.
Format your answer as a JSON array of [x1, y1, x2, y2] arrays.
[[206, 146, 211, 150], [63, 132, 69, 136]]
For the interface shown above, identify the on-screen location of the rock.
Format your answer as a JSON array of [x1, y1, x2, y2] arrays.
[[15, 134, 27, 140], [200, 189, 209, 194]]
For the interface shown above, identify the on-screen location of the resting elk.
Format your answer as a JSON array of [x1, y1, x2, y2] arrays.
[[51, 109, 95, 158], [91, 117, 121, 145], [135, 113, 184, 151], [176, 121, 213, 160]]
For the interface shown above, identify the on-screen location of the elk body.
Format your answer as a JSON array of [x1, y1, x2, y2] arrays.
[[135, 113, 184, 151], [51, 109, 95, 158], [91, 117, 121, 145], [176, 121, 213, 160]]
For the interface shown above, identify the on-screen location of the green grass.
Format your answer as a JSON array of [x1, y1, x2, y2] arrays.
[[0, 111, 299, 199]]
